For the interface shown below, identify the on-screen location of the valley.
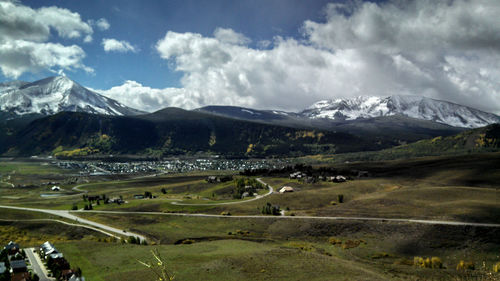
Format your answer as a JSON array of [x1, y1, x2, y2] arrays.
[[1, 76, 500, 280], [0, 153, 499, 280]]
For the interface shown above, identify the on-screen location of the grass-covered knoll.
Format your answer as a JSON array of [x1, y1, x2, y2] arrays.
[[313, 123, 500, 163], [202, 153, 500, 222], [0, 221, 109, 247], [58, 239, 390, 281], [60, 215, 500, 281]]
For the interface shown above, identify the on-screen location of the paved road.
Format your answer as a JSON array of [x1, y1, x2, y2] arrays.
[[0, 205, 146, 242], [25, 247, 54, 281], [74, 209, 500, 228], [171, 178, 274, 206], [0, 218, 119, 238]]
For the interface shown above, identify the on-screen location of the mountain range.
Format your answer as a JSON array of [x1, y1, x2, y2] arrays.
[[0, 76, 498, 157], [0, 76, 143, 119]]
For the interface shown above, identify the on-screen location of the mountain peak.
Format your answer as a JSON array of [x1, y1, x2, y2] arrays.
[[0, 76, 143, 118], [301, 95, 499, 128]]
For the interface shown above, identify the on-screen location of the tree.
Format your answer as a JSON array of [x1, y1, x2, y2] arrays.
[[261, 202, 280, 215]]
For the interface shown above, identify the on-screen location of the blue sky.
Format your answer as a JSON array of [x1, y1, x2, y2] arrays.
[[6, 0, 336, 89], [1, 0, 500, 114]]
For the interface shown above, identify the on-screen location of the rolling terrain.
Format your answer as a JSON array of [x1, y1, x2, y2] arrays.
[[1, 109, 378, 157], [2, 76, 498, 158]]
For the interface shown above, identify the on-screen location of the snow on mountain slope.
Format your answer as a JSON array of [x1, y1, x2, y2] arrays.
[[0, 76, 143, 117], [301, 95, 499, 128]]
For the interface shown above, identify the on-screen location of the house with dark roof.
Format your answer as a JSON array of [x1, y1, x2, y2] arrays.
[[9, 259, 27, 273], [4, 241, 20, 255]]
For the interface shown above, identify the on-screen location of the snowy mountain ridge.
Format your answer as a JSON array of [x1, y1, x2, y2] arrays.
[[0, 76, 142, 118], [300, 95, 499, 128]]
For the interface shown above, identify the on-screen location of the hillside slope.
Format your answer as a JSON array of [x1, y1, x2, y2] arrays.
[[1, 108, 386, 157], [329, 124, 500, 163]]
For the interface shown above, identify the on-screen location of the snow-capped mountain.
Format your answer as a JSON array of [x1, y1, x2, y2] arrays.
[[0, 76, 143, 118], [300, 95, 500, 128]]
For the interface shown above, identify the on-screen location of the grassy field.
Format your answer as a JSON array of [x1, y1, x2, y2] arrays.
[[58, 239, 391, 281], [58, 215, 500, 281], [1, 154, 500, 280], [0, 209, 110, 247]]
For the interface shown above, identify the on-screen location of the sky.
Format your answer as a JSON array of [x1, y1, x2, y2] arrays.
[[1, 0, 500, 114]]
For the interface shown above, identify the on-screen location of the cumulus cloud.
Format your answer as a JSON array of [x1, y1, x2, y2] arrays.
[[213, 28, 250, 45], [146, 0, 500, 114], [0, 1, 94, 78], [0, 40, 90, 78], [95, 80, 198, 112], [102, 38, 137, 53], [96, 18, 110, 31]]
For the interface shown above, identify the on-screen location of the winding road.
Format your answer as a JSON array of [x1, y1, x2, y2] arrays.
[[2, 177, 500, 247], [171, 178, 274, 206], [0, 205, 146, 242]]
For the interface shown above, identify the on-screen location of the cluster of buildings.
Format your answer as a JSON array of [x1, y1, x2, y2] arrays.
[[39, 241, 84, 281], [289, 172, 348, 183], [54, 158, 290, 175], [0, 240, 85, 281], [1, 241, 29, 281]]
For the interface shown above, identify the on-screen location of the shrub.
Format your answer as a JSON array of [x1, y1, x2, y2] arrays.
[[414, 257, 425, 267], [342, 240, 361, 249], [138, 249, 175, 281], [414, 256, 443, 269], [128, 236, 137, 244], [337, 194, 344, 203], [261, 202, 281, 215], [456, 260, 475, 271], [181, 239, 195, 244], [431, 257, 443, 269], [328, 237, 342, 245], [493, 261, 500, 273], [330, 201, 337, 205], [423, 257, 432, 268]]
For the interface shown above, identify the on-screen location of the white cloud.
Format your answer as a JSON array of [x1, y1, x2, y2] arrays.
[[148, 0, 500, 114], [96, 18, 110, 31], [213, 28, 250, 45], [102, 38, 137, 53], [0, 1, 94, 78], [37, 6, 93, 39], [83, 35, 92, 43], [0, 40, 90, 78], [96, 80, 198, 112]]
